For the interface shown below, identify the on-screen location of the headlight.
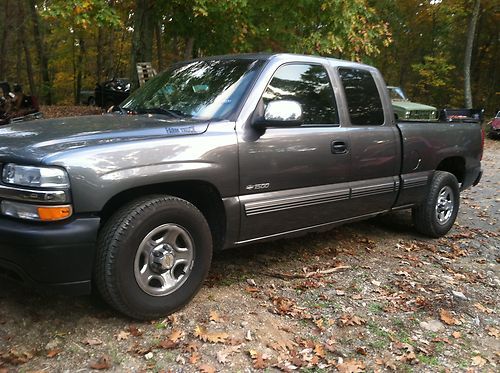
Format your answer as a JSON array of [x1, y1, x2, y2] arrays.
[[2, 164, 69, 188], [405, 111, 411, 119]]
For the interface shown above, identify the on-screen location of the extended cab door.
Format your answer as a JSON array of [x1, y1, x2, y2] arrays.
[[336, 66, 401, 215], [236, 61, 352, 242]]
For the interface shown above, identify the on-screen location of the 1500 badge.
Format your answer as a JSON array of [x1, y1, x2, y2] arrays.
[[245, 183, 270, 191]]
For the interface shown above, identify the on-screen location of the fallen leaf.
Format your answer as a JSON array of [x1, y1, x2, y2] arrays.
[[209, 311, 223, 323], [339, 314, 366, 327], [0, 349, 34, 365], [471, 355, 486, 367], [168, 329, 185, 343], [115, 330, 130, 341], [249, 350, 269, 369], [217, 344, 242, 364], [355, 346, 367, 356], [486, 326, 499, 339], [245, 286, 259, 293], [127, 324, 143, 337], [268, 339, 297, 352], [337, 358, 366, 372], [46, 349, 62, 358], [158, 339, 178, 349], [184, 341, 200, 353], [83, 338, 103, 346], [188, 351, 201, 364], [314, 343, 326, 359], [194, 325, 229, 344], [439, 309, 460, 325], [198, 364, 216, 373], [452, 331, 461, 339], [89, 355, 112, 370], [474, 303, 494, 314]]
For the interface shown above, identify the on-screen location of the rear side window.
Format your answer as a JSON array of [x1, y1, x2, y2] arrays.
[[263, 63, 339, 125], [339, 68, 384, 126]]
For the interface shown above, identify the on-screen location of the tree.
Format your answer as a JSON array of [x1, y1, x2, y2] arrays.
[[464, 0, 480, 108]]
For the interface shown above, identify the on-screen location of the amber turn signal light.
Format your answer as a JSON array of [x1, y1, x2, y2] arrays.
[[37, 205, 73, 221]]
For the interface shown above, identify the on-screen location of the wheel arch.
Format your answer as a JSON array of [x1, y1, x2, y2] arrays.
[[436, 156, 465, 184], [99, 180, 226, 251]]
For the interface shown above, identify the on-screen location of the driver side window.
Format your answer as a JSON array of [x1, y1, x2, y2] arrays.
[[263, 63, 339, 125]]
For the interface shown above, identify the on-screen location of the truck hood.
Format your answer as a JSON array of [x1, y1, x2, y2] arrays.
[[0, 114, 210, 163], [392, 100, 437, 111]]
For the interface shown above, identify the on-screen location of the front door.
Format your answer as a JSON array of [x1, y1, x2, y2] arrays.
[[237, 62, 352, 242]]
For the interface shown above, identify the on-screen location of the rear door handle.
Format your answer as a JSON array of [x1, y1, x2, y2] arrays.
[[331, 140, 348, 154]]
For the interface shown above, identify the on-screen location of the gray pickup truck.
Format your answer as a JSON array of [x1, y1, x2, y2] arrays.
[[0, 54, 483, 319]]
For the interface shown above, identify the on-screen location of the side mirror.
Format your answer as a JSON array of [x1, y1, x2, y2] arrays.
[[259, 100, 303, 127]]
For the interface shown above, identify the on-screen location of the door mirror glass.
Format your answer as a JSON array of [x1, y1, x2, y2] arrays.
[[263, 100, 303, 126]]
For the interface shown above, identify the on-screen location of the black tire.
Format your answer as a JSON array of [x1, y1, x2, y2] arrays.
[[412, 171, 460, 238], [94, 195, 212, 320], [87, 96, 95, 106]]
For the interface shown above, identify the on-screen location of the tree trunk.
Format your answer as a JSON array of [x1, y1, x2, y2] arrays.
[[130, 0, 155, 89], [0, 0, 10, 80], [97, 28, 104, 84], [155, 22, 164, 71], [75, 36, 86, 105], [184, 37, 195, 60], [18, 0, 36, 95], [464, 0, 480, 109], [29, 0, 52, 104]]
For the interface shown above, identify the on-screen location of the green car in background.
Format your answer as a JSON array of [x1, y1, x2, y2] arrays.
[[388, 86, 438, 121]]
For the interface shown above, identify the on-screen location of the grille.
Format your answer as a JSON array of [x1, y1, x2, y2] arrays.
[[410, 110, 435, 120]]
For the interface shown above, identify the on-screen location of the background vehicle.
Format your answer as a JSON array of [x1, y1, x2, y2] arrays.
[[0, 81, 42, 126], [94, 78, 130, 109], [388, 85, 438, 121], [439, 108, 484, 123], [487, 111, 500, 139], [0, 54, 483, 319], [79, 90, 96, 106]]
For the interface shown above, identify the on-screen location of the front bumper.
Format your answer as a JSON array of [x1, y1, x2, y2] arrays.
[[0, 216, 100, 294]]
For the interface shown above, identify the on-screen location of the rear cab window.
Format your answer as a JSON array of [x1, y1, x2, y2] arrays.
[[338, 67, 385, 126]]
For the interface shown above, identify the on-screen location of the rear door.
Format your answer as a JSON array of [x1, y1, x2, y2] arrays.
[[237, 62, 352, 242], [337, 67, 401, 215]]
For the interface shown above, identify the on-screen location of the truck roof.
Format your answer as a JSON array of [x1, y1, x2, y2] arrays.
[[183, 53, 375, 71]]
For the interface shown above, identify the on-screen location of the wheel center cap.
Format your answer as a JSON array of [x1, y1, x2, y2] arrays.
[[150, 245, 175, 272]]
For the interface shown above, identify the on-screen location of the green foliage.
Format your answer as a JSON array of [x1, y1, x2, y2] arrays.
[[41, 0, 121, 28], [0, 0, 496, 110], [411, 54, 462, 108]]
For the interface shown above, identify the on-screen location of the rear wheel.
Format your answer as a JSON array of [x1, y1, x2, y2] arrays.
[[412, 171, 459, 237], [95, 196, 212, 319]]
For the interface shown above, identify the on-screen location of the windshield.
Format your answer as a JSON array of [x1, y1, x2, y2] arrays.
[[388, 87, 407, 101], [121, 59, 264, 120]]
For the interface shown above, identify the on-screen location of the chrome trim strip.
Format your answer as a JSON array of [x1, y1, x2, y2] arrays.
[[245, 189, 350, 216], [0, 184, 69, 203], [350, 182, 396, 199], [403, 176, 428, 189], [235, 210, 388, 245]]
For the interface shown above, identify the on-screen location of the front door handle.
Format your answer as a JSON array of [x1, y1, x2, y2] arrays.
[[331, 140, 348, 154]]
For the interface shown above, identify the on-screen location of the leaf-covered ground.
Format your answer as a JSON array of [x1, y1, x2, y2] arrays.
[[0, 110, 498, 372]]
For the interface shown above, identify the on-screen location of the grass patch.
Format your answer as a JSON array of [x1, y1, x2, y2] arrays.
[[418, 354, 438, 366], [368, 302, 384, 314]]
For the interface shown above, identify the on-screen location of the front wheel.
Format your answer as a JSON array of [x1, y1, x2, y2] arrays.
[[95, 196, 212, 319], [412, 171, 460, 238]]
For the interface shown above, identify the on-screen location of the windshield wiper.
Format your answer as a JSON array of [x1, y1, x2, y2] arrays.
[[137, 107, 190, 119]]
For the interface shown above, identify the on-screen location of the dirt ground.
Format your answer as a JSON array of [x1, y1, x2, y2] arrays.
[[0, 109, 498, 372]]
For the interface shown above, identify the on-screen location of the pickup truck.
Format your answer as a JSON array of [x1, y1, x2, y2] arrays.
[[388, 85, 438, 121], [0, 54, 483, 319]]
